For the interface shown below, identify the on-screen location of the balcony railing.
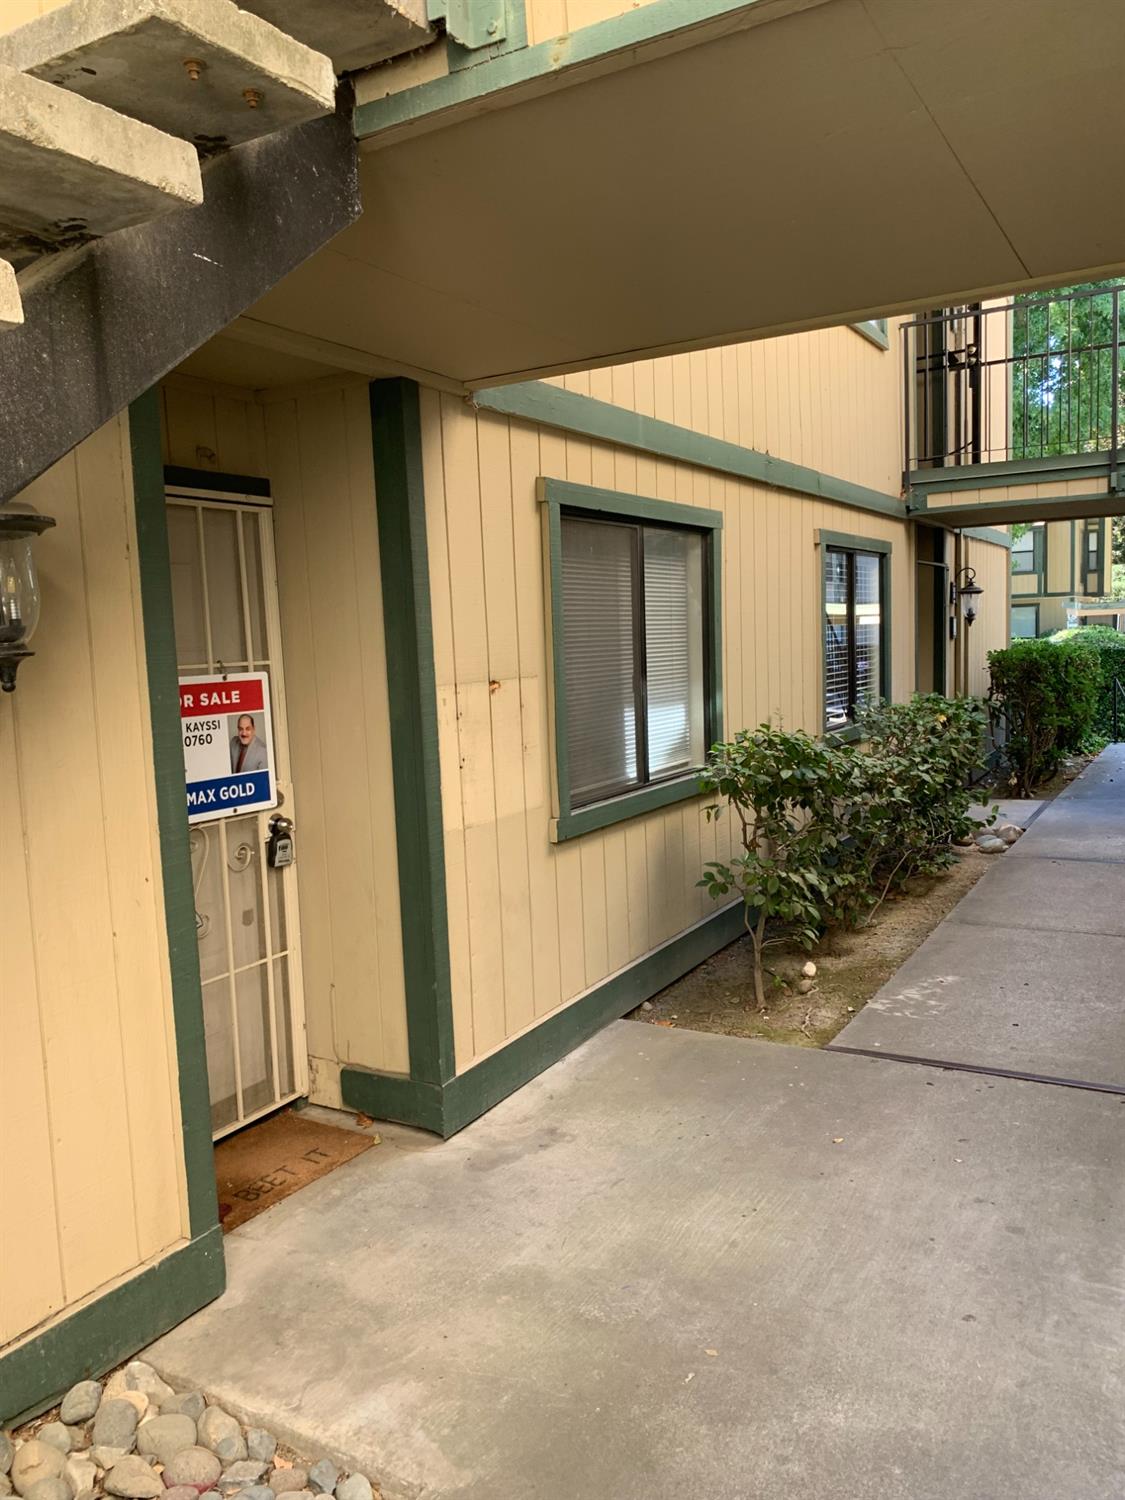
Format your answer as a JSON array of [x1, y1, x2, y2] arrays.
[[904, 284, 1125, 477]]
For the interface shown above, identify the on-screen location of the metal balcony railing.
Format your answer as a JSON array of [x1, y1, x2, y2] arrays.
[[904, 284, 1125, 476]]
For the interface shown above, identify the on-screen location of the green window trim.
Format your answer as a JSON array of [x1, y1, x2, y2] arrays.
[[1010, 602, 1041, 640], [539, 477, 723, 843], [1084, 519, 1104, 595], [852, 319, 890, 350], [1011, 524, 1045, 581], [817, 529, 893, 735]]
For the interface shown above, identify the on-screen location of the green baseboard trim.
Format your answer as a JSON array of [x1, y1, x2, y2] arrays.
[[0, 1227, 225, 1425], [473, 381, 906, 522], [342, 902, 745, 1137]]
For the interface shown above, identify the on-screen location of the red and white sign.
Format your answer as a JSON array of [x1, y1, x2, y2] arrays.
[[179, 671, 277, 825]]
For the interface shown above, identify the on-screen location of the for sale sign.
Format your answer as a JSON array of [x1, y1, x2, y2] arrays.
[[179, 671, 278, 825]]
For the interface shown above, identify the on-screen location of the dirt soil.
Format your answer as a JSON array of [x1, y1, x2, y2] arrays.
[[631, 848, 994, 1048]]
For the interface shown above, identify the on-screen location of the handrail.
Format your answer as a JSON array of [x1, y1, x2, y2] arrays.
[[903, 283, 1125, 475]]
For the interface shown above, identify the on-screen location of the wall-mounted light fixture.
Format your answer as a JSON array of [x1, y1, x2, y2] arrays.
[[951, 565, 984, 627], [0, 497, 56, 692]]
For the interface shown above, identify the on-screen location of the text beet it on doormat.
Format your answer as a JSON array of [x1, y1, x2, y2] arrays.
[[179, 672, 278, 824]]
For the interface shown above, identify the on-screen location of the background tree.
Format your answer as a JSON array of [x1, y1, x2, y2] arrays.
[[1011, 280, 1124, 460]]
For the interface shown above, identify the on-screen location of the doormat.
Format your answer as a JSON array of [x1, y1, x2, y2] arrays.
[[214, 1110, 377, 1232]]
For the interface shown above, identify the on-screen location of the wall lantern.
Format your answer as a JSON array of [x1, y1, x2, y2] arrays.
[[0, 497, 56, 692], [952, 566, 984, 627]]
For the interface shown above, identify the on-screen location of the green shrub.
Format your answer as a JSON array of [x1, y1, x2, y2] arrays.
[[837, 694, 989, 914], [1049, 626, 1125, 740], [698, 695, 989, 1006], [698, 725, 849, 1011], [987, 636, 1101, 794]]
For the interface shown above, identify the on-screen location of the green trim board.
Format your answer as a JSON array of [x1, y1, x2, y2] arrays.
[[816, 529, 893, 731], [341, 902, 745, 1136], [130, 392, 221, 1243], [956, 525, 1013, 550], [369, 379, 456, 1088], [164, 465, 271, 498], [908, 449, 1117, 495], [852, 319, 889, 350], [0, 1228, 224, 1425], [356, 0, 802, 143], [475, 381, 907, 522], [538, 477, 723, 843], [908, 490, 1124, 528]]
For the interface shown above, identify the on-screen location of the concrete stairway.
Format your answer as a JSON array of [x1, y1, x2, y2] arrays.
[[0, 0, 339, 326]]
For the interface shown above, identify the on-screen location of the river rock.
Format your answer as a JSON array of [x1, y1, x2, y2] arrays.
[[306, 1463, 336, 1497], [0, 1436, 12, 1477], [23, 1478, 71, 1500], [160, 1396, 205, 1426], [0, 1476, 12, 1497], [976, 834, 1006, 853], [60, 1384, 102, 1427], [104, 1457, 162, 1500], [90, 1449, 128, 1471], [64, 1457, 97, 1496], [93, 1403, 139, 1453], [236, 1487, 274, 1500], [165, 1488, 204, 1500], [125, 1366, 175, 1408], [137, 1418, 196, 1468], [218, 1462, 266, 1494], [162, 1448, 221, 1492], [11, 1443, 67, 1497], [196, 1414, 243, 1467], [334, 1477, 372, 1500], [994, 822, 1023, 845], [35, 1429, 75, 1458], [269, 1472, 306, 1495], [244, 1434, 275, 1467]]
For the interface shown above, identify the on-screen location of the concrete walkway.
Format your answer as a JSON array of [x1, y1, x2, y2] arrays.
[[831, 744, 1125, 1090], [146, 749, 1125, 1500]]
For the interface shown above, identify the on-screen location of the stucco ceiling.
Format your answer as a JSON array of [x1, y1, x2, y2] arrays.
[[247, 0, 1125, 389]]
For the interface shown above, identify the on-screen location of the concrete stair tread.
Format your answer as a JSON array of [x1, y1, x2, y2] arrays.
[[0, 64, 203, 260], [0, 260, 23, 331], [0, 0, 335, 149], [236, 0, 433, 74]]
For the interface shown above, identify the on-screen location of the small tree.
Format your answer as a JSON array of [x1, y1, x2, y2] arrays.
[[698, 726, 846, 1011]]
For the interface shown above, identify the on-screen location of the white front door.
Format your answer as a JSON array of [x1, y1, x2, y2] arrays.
[[166, 490, 307, 1138]]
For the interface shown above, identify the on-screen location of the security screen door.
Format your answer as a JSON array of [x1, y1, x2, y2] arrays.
[[166, 490, 307, 1138]]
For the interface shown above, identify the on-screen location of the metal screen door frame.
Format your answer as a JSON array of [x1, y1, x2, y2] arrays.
[[166, 484, 308, 1139]]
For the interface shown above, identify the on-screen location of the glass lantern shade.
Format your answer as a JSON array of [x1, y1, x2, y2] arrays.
[[0, 531, 40, 648], [0, 497, 56, 691]]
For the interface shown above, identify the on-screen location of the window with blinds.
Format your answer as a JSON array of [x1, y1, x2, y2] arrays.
[[560, 513, 707, 809], [823, 545, 884, 730]]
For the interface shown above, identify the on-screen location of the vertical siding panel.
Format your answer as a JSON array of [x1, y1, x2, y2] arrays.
[[164, 388, 218, 469], [509, 422, 562, 1020], [14, 452, 140, 1302], [555, 843, 586, 1001], [477, 412, 535, 1038], [75, 420, 182, 1264], [0, 709, 66, 1342], [624, 819, 650, 959], [268, 400, 335, 1075], [579, 839, 609, 986], [441, 397, 506, 1057]]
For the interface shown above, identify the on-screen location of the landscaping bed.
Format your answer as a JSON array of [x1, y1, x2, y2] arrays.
[[633, 845, 993, 1047]]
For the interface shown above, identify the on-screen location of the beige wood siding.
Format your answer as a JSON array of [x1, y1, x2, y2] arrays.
[[422, 389, 916, 1073], [264, 384, 410, 1097], [547, 321, 905, 498], [526, 0, 662, 45], [1, 416, 187, 1348], [1045, 520, 1072, 594], [963, 535, 1011, 698], [160, 375, 410, 1105]]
